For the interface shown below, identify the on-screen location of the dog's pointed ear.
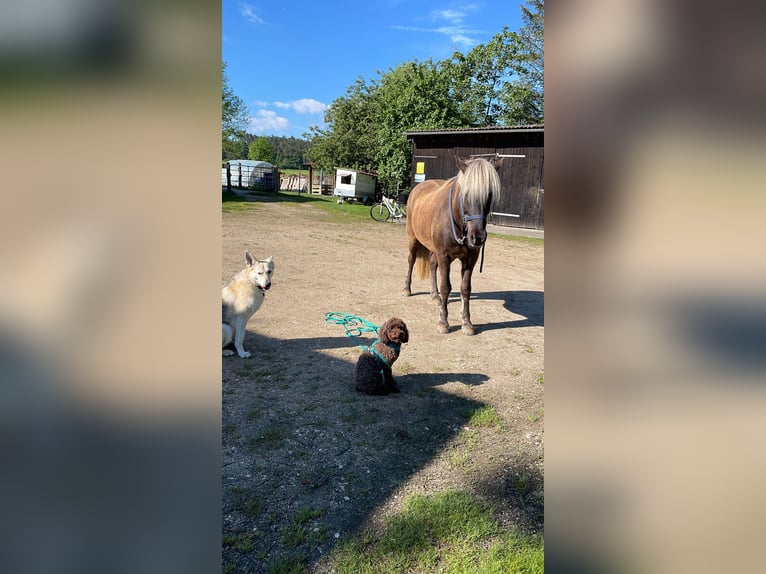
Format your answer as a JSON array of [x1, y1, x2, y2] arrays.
[[245, 251, 255, 266]]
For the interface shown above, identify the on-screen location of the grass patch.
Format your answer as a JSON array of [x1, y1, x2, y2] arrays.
[[267, 555, 308, 574], [222, 190, 260, 212], [528, 407, 544, 423], [222, 423, 240, 439], [308, 196, 374, 224], [459, 405, 504, 429], [489, 233, 544, 246], [280, 506, 325, 547], [222, 532, 256, 553], [397, 361, 415, 374], [247, 427, 289, 451], [330, 490, 543, 573]]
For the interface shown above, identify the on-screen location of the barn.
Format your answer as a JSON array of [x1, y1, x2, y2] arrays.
[[405, 125, 544, 230]]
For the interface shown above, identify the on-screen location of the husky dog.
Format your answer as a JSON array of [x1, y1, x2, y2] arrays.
[[354, 318, 409, 395], [222, 251, 274, 358]]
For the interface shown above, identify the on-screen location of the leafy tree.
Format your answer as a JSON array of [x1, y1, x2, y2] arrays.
[[267, 136, 310, 169], [305, 9, 544, 183], [372, 60, 466, 190], [516, 0, 544, 122], [305, 78, 378, 173], [222, 62, 250, 160], [443, 26, 539, 126], [248, 137, 275, 163]]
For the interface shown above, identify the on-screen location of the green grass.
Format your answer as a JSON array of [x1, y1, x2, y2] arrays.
[[459, 405, 504, 429], [489, 233, 544, 246], [247, 427, 289, 451], [267, 555, 308, 574], [528, 407, 544, 423], [330, 490, 543, 574], [222, 532, 256, 553], [222, 188, 378, 223], [280, 506, 325, 547]]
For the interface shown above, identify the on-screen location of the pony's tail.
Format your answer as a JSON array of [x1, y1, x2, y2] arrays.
[[414, 245, 430, 281]]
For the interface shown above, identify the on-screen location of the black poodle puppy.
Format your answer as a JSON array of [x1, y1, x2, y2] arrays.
[[354, 318, 409, 395]]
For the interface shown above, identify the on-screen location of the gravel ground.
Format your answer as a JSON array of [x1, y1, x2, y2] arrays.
[[222, 197, 544, 573]]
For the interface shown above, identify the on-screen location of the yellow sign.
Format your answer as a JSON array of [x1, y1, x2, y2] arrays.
[[416, 161, 425, 174]]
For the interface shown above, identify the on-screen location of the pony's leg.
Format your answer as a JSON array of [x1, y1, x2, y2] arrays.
[[459, 255, 479, 335], [437, 255, 452, 333], [429, 252, 440, 303], [402, 237, 418, 296]]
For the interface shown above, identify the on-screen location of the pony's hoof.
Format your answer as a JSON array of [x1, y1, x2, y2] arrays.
[[402, 288, 412, 297], [461, 323, 476, 336], [431, 296, 441, 305], [437, 322, 449, 334]]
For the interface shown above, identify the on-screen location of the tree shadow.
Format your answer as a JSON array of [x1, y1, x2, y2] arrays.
[[223, 189, 326, 204], [222, 332, 515, 573]]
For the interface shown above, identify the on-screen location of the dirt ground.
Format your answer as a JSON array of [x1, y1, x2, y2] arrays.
[[222, 197, 544, 573]]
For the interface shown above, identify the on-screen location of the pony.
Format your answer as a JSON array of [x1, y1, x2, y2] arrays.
[[402, 156, 503, 335]]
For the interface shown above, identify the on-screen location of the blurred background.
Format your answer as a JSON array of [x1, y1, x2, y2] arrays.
[[0, 1, 221, 572], [1, 1, 765, 573], [545, 0, 766, 572]]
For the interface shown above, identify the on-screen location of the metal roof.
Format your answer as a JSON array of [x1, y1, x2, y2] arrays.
[[405, 124, 544, 136]]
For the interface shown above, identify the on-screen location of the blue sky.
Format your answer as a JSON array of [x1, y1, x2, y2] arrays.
[[222, 1, 524, 139]]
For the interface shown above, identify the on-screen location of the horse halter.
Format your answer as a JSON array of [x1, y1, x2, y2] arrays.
[[448, 177, 486, 245]]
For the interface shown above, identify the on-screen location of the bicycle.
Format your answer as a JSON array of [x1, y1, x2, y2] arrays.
[[370, 193, 407, 223]]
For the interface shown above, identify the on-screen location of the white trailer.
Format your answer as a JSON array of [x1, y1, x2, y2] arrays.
[[332, 168, 377, 204]]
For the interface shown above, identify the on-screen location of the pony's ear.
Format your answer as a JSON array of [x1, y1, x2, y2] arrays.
[[455, 156, 470, 172], [245, 251, 255, 266], [491, 155, 504, 170]]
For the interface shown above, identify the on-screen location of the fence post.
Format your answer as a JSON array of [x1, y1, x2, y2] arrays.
[[226, 162, 231, 192]]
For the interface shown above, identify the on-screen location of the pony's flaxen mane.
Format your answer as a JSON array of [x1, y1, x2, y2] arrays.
[[456, 158, 500, 210]]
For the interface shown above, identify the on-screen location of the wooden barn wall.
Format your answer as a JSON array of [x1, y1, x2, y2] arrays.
[[410, 132, 544, 229]]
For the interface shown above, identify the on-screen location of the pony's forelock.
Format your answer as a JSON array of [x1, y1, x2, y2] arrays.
[[457, 158, 500, 210]]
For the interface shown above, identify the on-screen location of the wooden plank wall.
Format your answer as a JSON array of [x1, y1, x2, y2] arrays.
[[411, 136, 544, 229]]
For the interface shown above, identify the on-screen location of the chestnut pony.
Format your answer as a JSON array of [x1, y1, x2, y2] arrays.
[[402, 156, 503, 335]]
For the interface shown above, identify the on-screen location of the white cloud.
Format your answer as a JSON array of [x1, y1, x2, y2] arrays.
[[248, 110, 289, 134], [274, 98, 327, 114], [240, 3, 264, 25], [433, 9, 465, 23], [393, 3, 484, 48], [291, 98, 327, 114]]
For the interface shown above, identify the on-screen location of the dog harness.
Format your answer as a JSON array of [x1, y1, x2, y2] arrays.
[[324, 312, 398, 370], [368, 341, 400, 370]]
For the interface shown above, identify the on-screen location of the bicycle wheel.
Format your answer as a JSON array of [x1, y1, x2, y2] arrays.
[[370, 203, 390, 222]]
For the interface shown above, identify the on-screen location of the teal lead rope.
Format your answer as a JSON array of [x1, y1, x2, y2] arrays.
[[324, 312, 392, 369]]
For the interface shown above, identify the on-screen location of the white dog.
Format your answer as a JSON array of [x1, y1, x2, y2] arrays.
[[222, 251, 274, 358]]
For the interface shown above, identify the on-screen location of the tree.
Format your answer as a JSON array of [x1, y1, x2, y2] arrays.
[[372, 60, 466, 190], [222, 62, 250, 160], [442, 26, 541, 126], [248, 137, 275, 163], [305, 10, 545, 182], [516, 0, 544, 122], [305, 78, 379, 173]]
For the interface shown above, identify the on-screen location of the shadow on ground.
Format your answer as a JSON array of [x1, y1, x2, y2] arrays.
[[405, 289, 544, 333], [222, 331, 527, 573]]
